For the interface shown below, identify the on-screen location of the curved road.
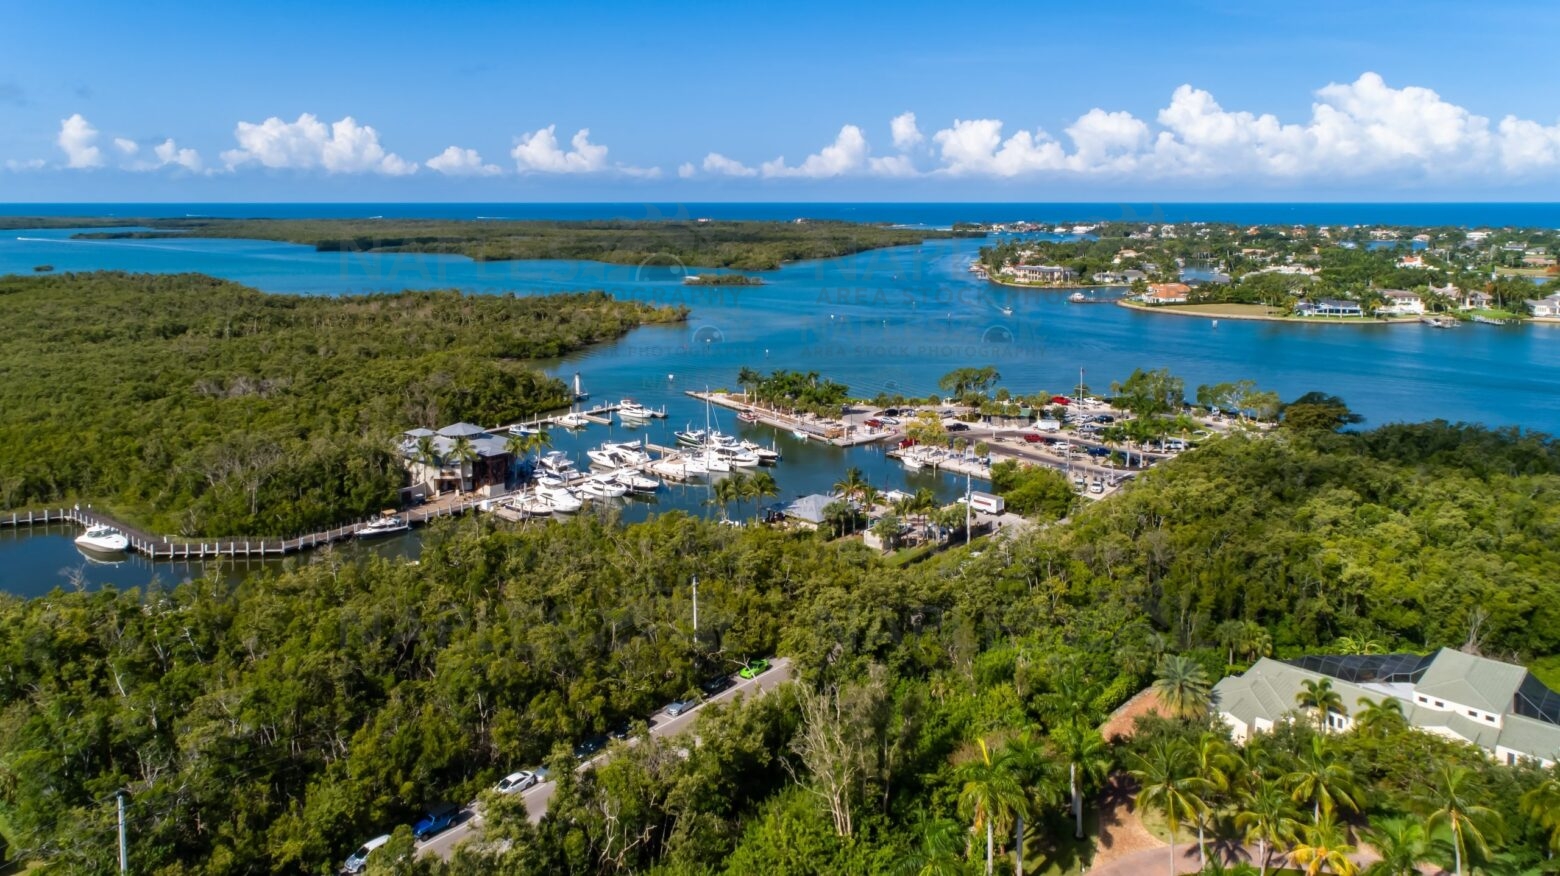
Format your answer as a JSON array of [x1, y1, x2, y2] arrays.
[[417, 657, 795, 861]]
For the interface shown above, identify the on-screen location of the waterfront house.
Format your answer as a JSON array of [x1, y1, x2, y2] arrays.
[[1527, 294, 1560, 319], [400, 422, 515, 497], [1296, 299, 1364, 318], [1141, 283, 1191, 305], [1396, 254, 1427, 269], [1525, 253, 1557, 268], [1458, 288, 1492, 310], [1466, 230, 1491, 242], [782, 494, 837, 529], [1005, 264, 1076, 284], [1375, 289, 1426, 316], [1214, 649, 1560, 766]]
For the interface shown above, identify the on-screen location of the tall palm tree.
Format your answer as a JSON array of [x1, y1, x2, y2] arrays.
[[1297, 678, 1346, 732], [1152, 654, 1212, 721], [503, 432, 530, 483], [1413, 764, 1503, 876], [415, 434, 442, 485], [448, 435, 478, 491], [956, 738, 1029, 876], [736, 366, 763, 402], [725, 471, 752, 521], [1352, 697, 1406, 738], [1521, 771, 1560, 856], [1288, 812, 1358, 876], [1128, 738, 1212, 876], [1235, 778, 1300, 876], [1190, 733, 1236, 869], [833, 466, 867, 501], [1239, 622, 1273, 664], [748, 470, 779, 519], [1052, 723, 1111, 840], [1361, 817, 1431, 876], [1000, 732, 1060, 875], [1285, 736, 1360, 822]]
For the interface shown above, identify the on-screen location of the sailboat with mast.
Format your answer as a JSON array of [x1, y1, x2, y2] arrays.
[[573, 372, 589, 402]]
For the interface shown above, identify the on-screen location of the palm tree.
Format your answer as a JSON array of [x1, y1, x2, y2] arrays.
[[1521, 771, 1560, 856], [415, 434, 442, 486], [1287, 812, 1358, 876], [748, 470, 779, 519], [1128, 738, 1212, 876], [725, 471, 752, 521], [1190, 733, 1235, 869], [503, 432, 530, 484], [956, 738, 1029, 876], [895, 818, 965, 876], [448, 435, 478, 491], [1285, 736, 1359, 822], [708, 476, 738, 521], [1413, 764, 1503, 876], [1000, 732, 1060, 875], [1052, 723, 1111, 840], [736, 366, 763, 402], [1361, 817, 1431, 876], [1352, 697, 1406, 738], [1239, 622, 1273, 664], [833, 466, 867, 501], [1235, 778, 1300, 876], [1297, 678, 1346, 732], [1152, 654, 1212, 721]]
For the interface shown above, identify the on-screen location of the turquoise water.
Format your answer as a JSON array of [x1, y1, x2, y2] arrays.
[[3, 218, 1559, 593]]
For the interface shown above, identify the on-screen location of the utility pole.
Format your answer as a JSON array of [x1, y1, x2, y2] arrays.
[[116, 790, 128, 873], [965, 470, 972, 546], [691, 575, 699, 633]]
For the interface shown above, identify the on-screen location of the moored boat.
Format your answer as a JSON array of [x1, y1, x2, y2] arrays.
[[75, 524, 129, 553], [358, 514, 410, 538]]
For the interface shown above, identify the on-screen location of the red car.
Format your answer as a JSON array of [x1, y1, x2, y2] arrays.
[[864, 418, 883, 428], [1050, 395, 1072, 405], [1022, 433, 1044, 444]]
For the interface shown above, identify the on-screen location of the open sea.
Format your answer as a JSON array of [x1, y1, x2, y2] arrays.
[[2, 202, 1558, 594]]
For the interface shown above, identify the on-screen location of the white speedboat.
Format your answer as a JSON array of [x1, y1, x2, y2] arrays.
[[580, 476, 628, 499], [511, 492, 554, 517], [75, 524, 129, 553], [792, 429, 810, 442], [901, 453, 925, 471], [739, 441, 780, 464], [703, 452, 732, 473], [613, 471, 661, 493], [358, 514, 410, 538], [537, 484, 583, 513], [675, 428, 707, 447], [737, 410, 760, 424], [715, 446, 761, 467], [532, 473, 567, 489], [508, 423, 542, 436], [604, 442, 651, 465], [557, 411, 589, 429]]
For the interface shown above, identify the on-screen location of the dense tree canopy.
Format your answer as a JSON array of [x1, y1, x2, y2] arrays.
[[0, 272, 684, 535]]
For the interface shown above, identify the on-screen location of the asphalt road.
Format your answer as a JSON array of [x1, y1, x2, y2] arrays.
[[416, 657, 795, 861]]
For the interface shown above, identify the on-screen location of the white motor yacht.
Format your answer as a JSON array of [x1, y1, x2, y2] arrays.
[[536, 484, 583, 513], [557, 411, 589, 429], [357, 514, 410, 538], [703, 452, 732, 473], [587, 448, 625, 469], [581, 476, 628, 499], [75, 524, 129, 553], [512, 492, 554, 517], [612, 471, 660, 493], [618, 399, 654, 420], [536, 451, 577, 476], [739, 441, 780, 464]]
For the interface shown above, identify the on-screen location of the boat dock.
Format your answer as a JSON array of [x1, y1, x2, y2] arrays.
[[1, 494, 490, 561], [688, 391, 898, 448]]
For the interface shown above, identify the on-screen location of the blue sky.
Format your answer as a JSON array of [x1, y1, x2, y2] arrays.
[[3, 0, 1560, 201]]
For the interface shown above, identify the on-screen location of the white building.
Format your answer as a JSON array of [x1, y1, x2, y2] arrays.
[[1376, 290, 1426, 316], [1005, 264, 1075, 283], [1214, 650, 1560, 767], [1527, 294, 1560, 319]]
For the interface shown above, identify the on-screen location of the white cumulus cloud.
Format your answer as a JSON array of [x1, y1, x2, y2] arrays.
[[113, 137, 139, 156], [931, 118, 1067, 176], [56, 113, 103, 168], [677, 162, 697, 179], [426, 146, 502, 176], [221, 113, 416, 175], [510, 125, 609, 174], [890, 112, 923, 150], [701, 152, 757, 177], [761, 125, 870, 178], [154, 138, 203, 172]]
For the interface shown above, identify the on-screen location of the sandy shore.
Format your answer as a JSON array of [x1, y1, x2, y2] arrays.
[[1114, 299, 1425, 325]]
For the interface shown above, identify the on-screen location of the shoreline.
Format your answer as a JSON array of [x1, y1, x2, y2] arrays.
[[986, 276, 1128, 291], [1114, 299, 1443, 325]]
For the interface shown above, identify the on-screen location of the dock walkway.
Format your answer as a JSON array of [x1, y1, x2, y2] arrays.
[[689, 391, 897, 447], [1, 494, 489, 560]]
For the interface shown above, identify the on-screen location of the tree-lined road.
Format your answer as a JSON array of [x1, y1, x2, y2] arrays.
[[417, 657, 795, 861]]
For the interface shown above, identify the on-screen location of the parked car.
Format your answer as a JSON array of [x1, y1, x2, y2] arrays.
[[1085, 446, 1112, 457], [700, 674, 734, 697], [572, 735, 608, 760], [343, 834, 391, 873], [1050, 395, 1072, 405], [665, 699, 696, 717], [495, 771, 537, 795], [1021, 433, 1043, 444], [879, 416, 901, 426], [946, 422, 970, 432], [413, 804, 460, 841], [864, 418, 883, 428], [738, 658, 772, 679], [1089, 481, 1105, 494], [1092, 414, 1115, 424]]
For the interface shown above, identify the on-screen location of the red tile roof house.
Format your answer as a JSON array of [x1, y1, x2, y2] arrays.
[[1140, 282, 1191, 304]]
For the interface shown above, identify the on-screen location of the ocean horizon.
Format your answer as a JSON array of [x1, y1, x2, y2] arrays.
[[3, 201, 1560, 228]]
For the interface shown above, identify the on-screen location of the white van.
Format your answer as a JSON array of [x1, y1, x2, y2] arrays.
[[1036, 418, 1061, 432], [965, 491, 1005, 514], [343, 834, 390, 874]]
